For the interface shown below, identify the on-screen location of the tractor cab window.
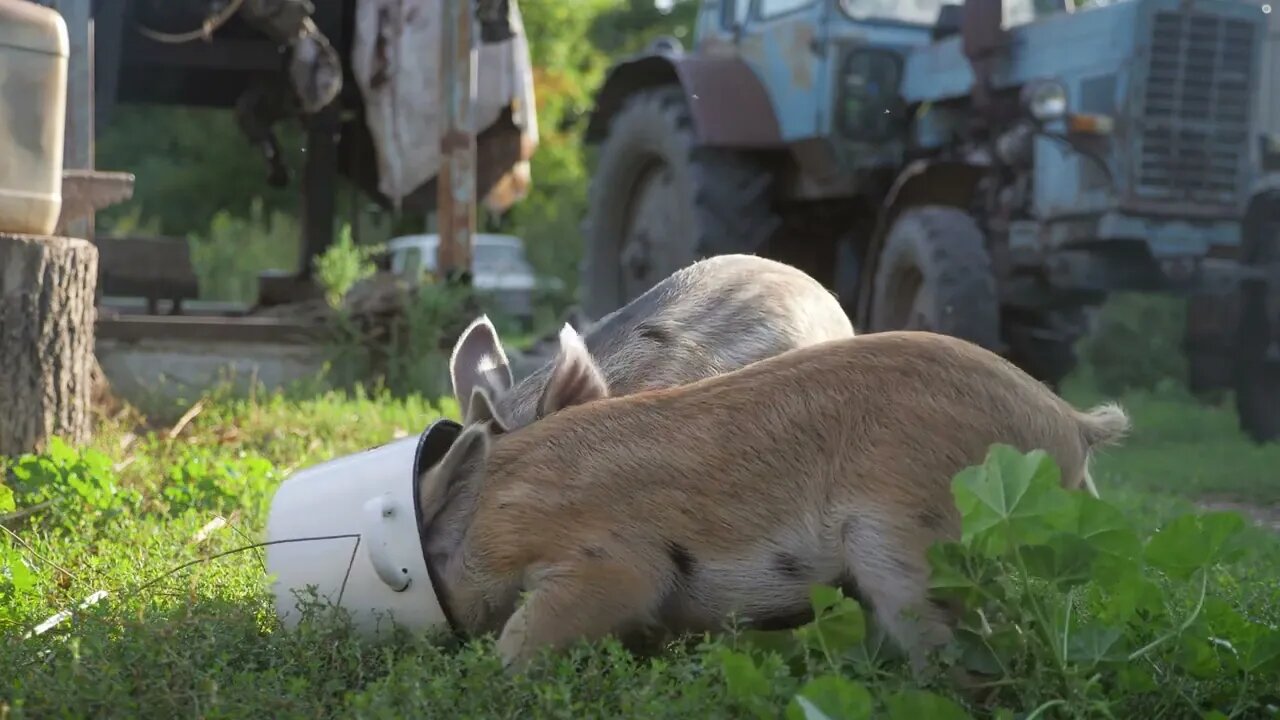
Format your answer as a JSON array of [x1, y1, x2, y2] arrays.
[[720, 0, 752, 27], [758, 0, 816, 19], [837, 0, 1046, 27], [837, 0, 953, 25]]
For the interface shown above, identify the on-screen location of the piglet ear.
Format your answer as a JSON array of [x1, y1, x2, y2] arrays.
[[538, 323, 608, 417], [450, 315, 513, 408], [465, 385, 510, 434]]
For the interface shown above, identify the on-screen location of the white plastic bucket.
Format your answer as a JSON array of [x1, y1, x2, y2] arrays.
[[0, 0, 68, 236], [264, 418, 463, 640]]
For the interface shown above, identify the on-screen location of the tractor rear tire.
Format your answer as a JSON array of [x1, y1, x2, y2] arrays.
[[868, 206, 1002, 351], [1233, 285, 1280, 443], [580, 84, 781, 320], [1233, 191, 1280, 443]]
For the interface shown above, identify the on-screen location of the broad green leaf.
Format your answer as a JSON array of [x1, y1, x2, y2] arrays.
[[1072, 494, 1142, 559], [47, 436, 76, 465], [2, 548, 37, 594], [714, 649, 771, 703], [0, 484, 14, 514], [926, 543, 1001, 608], [1090, 555, 1164, 624], [799, 585, 866, 657], [1144, 513, 1248, 580], [736, 628, 804, 661], [953, 626, 1022, 676], [1021, 534, 1097, 589], [786, 676, 872, 720], [1202, 596, 1280, 674], [884, 689, 972, 719], [1176, 635, 1222, 679], [1115, 664, 1158, 693], [1237, 628, 1280, 676], [951, 445, 1071, 556], [810, 585, 845, 615], [1203, 597, 1251, 641], [1066, 623, 1126, 666]]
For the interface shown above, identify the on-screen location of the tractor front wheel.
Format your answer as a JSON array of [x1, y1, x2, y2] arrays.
[[868, 206, 1002, 352], [580, 85, 781, 320]]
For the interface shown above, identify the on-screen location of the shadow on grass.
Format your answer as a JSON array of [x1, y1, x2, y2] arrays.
[[4, 589, 739, 720], [3, 594, 425, 719]]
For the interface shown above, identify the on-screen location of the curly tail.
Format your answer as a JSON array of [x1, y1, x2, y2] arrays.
[[1077, 402, 1132, 448], [1075, 403, 1131, 499]]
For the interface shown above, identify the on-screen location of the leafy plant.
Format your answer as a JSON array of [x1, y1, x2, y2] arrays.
[[5, 437, 140, 533], [313, 224, 379, 308], [1, 482, 37, 623], [716, 445, 1280, 718], [1078, 293, 1188, 396], [187, 199, 300, 303], [161, 451, 278, 519]]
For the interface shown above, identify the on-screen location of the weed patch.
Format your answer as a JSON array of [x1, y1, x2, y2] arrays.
[[2, 390, 1277, 718]]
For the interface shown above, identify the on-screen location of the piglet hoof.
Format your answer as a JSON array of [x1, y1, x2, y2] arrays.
[[497, 605, 532, 674]]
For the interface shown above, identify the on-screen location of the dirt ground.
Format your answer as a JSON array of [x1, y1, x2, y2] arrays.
[[1197, 497, 1280, 533]]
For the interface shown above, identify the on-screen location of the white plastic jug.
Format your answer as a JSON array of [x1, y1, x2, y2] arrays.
[[0, 0, 68, 236]]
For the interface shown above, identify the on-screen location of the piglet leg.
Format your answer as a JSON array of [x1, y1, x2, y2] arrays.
[[842, 514, 955, 678], [497, 561, 660, 672]]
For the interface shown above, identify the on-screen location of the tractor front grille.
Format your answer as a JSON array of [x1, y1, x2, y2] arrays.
[[1134, 10, 1257, 207]]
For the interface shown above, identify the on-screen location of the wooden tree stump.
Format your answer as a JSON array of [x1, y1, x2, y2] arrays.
[[0, 233, 99, 457]]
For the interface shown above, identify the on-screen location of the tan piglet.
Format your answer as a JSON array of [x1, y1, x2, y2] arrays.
[[418, 328, 1130, 674]]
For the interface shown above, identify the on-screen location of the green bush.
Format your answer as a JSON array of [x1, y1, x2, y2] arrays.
[[187, 199, 300, 304], [313, 224, 379, 308], [1077, 294, 1189, 396]]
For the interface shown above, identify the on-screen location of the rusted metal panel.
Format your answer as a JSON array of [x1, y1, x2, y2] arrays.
[[435, 0, 478, 278], [585, 54, 783, 149], [674, 55, 784, 148]]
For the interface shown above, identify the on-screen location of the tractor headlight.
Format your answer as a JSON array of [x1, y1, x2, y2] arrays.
[[1022, 79, 1068, 122]]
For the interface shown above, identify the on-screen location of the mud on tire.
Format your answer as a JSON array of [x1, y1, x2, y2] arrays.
[[868, 205, 1002, 351], [581, 84, 781, 320]]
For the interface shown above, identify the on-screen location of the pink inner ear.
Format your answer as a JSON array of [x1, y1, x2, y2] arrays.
[[542, 341, 608, 416], [451, 317, 511, 401]]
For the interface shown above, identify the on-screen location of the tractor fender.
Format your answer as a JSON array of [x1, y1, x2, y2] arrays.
[[853, 158, 986, 329], [583, 53, 784, 149]]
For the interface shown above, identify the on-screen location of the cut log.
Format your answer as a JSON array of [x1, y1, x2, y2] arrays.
[[0, 233, 99, 457]]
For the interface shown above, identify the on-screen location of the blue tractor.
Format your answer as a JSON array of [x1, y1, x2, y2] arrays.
[[580, 0, 1278, 440]]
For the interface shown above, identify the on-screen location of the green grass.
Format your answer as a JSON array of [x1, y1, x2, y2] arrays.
[[2, 379, 1279, 719], [1065, 377, 1280, 506]]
